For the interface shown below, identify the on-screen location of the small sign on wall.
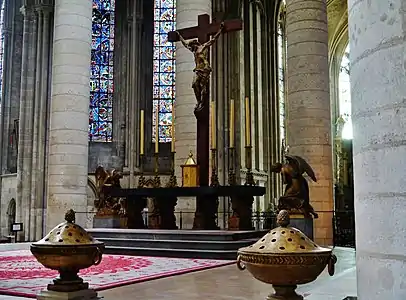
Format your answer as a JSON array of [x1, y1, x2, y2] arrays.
[[11, 223, 23, 232]]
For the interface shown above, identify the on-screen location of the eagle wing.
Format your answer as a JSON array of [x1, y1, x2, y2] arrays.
[[285, 154, 317, 182], [95, 166, 109, 190]]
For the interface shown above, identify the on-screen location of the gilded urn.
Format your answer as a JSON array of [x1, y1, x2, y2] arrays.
[[31, 209, 105, 292], [237, 210, 337, 300]]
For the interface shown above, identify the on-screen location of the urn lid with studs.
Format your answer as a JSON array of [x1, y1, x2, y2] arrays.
[[34, 209, 103, 246], [238, 210, 329, 255]]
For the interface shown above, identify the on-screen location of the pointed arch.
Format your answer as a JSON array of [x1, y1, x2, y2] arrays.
[[6, 198, 16, 235]]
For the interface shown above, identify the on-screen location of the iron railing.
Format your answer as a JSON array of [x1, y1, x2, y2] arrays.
[[333, 210, 355, 248], [140, 210, 277, 230]]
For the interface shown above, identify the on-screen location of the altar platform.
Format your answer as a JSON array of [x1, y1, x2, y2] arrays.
[[86, 228, 268, 260]]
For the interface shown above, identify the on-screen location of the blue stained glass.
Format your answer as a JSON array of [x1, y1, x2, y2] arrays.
[[153, 0, 176, 143], [160, 60, 173, 72], [159, 0, 175, 8], [160, 73, 173, 85], [89, 0, 115, 142]]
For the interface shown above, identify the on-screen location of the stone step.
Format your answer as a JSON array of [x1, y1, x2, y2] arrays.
[[97, 237, 257, 251], [87, 228, 267, 242], [88, 229, 266, 259], [103, 246, 238, 260]]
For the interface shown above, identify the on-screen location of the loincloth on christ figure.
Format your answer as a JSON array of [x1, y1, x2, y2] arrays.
[[193, 67, 212, 82]]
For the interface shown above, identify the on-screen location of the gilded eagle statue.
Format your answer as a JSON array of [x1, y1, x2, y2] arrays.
[[270, 155, 319, 219], [94, 166, 125, 216]]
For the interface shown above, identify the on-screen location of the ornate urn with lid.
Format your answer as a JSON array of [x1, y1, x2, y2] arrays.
[[237, 210, 337, 300], [31, 209, 105, 294]]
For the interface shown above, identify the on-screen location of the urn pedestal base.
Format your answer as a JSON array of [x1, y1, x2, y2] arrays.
[[267, 285, 303, 300], [37, 289, 99, 300]]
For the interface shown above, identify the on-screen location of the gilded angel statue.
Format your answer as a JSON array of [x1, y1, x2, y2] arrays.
[[270, 155, 319, 219], [94, 166, 126, 216]]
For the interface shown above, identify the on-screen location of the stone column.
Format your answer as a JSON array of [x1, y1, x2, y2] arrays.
[[348, 1, 406, 299], [46, 0, 92, 232], [174, 0, 211, 226], [285, 0, 333, 245], [29, 5, 43, 240], [32, 4, 52, 240], [16, 5, 37, 241]]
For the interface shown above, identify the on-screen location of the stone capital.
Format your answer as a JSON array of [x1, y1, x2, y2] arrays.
[[135, 14, 143, 22], [34, 4, 53, 16], [19, 5, 34, 18]]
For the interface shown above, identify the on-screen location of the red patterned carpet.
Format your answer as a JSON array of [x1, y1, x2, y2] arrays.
[[0, 250, 233, 298]]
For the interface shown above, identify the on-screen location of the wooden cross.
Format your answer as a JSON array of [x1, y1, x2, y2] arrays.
[[168, 14, 243, 230], [168, 14, 243, 44]]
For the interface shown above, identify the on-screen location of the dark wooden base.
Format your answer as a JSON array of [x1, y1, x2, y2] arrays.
[[148, 213, 161, 229], [228, 196, 254, 230], [93, 215, 121, 228], [193, 195, 220, 230], [126, 196, 147, 229], [156, 196, 178, 229]]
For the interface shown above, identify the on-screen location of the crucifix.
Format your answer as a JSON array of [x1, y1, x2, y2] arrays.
[[168, 14, 243, 229]]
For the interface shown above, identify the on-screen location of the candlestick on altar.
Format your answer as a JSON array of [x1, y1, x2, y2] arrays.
[[166, 105, 177, 187], [244, 96, 251, 147], [228, 99, 236, 185], [209, 101, 219, 186], [140, 110, 145, 155], [154, 107, 160, 186], [138, 154, 146, 188], [167, 151, 178, 188], [244, 96, 255, 186], [210, 148, 219, 187], [155, 107, 159, 154], [228, 146, 236, 186], [153, 152, 161, 188], [244, 146, 255, 186], [171, 104, 175, 153], [230, 99, 235, 148], [210, 101, 216, 150]]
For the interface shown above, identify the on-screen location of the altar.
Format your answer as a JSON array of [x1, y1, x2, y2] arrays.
[[106, 185, 266, 231]]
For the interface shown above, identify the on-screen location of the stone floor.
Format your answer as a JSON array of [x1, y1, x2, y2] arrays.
[[0, 244, 356, 300]]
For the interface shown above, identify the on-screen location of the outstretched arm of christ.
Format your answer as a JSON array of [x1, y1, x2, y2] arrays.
[[203, 22, 225, 49], [176, 31, 193, 52]]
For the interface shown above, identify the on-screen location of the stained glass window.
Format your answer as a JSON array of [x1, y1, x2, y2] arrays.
[[339, 44, 352, 139], [277, 1, 287, 145], [153, 0, 176, 143], [0, 1, 5, 101], [89, 0, 115, 142]]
